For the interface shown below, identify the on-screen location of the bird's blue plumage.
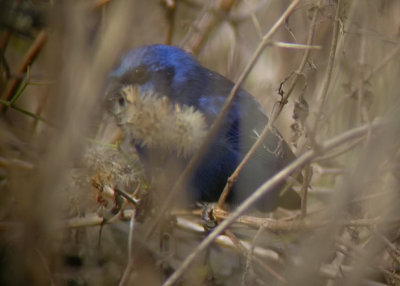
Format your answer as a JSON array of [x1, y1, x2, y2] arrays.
[[105, 44, 300, 211]]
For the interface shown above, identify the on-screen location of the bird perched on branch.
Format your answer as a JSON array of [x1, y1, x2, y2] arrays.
[[104, 44, 300, 212]]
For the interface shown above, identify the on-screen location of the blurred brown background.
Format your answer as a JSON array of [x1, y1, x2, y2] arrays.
[[1, 0, 400, 285]]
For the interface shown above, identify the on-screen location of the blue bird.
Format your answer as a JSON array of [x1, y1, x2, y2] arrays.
[[104, 44, 300, 212]]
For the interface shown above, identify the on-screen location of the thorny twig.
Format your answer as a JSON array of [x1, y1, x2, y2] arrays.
[[308, 0, 342, 145], [335, 237, 400, 283], [216, 0, 301, 208], [224, 229, 286, 283], [216, 0, 320, 208], [1, 31, 47, 108], [119, 209, 137, 286], [145, 0, 301, 240], [162, 119, 383, 286], [324, 41, 400, 122], [182, 0, 237, 55], [280, 2, 320, 105]]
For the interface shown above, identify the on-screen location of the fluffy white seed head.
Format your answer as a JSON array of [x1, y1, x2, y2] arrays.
[[114, 85, 208, 158]]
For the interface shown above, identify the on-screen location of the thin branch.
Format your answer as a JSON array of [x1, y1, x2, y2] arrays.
[[1, 30, 47, 106], [180, 1, 213, 48], [217, 0, 318, 208], [145, 0, 301, 240], [0, 99, 55, 127], [300, 164, 311, 217], [59, 207, 400, 233], [324, 41, 400, 122], [162, 119, 383, 286], [229, 0, 271, 24], [314, 136, 365, 162], [281, 0, 320, 104], [119, 209, 137, 286], [162, 0, 176, 45], [225, 229, 287, 283], [335, 237, 400, 283], [271, 41, 321, 50], [182, 0, 237, 55], [242, 0, 265, 40], [309, 0, 341, 141], [370, 228, 400, 266], [216, 0, 301, 208]]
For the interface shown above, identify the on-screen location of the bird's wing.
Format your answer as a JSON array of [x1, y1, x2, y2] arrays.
[[196, 70, 297, 170]]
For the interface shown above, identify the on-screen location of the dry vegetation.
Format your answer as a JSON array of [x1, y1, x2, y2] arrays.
[[1, 0, 400, 285]]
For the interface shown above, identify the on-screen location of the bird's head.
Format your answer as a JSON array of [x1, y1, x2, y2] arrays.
[[105, 45, 207, 111], [103, 45, 209, 158]]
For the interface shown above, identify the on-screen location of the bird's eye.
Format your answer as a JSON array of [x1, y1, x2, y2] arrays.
[[118, 95, 125, 107]]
